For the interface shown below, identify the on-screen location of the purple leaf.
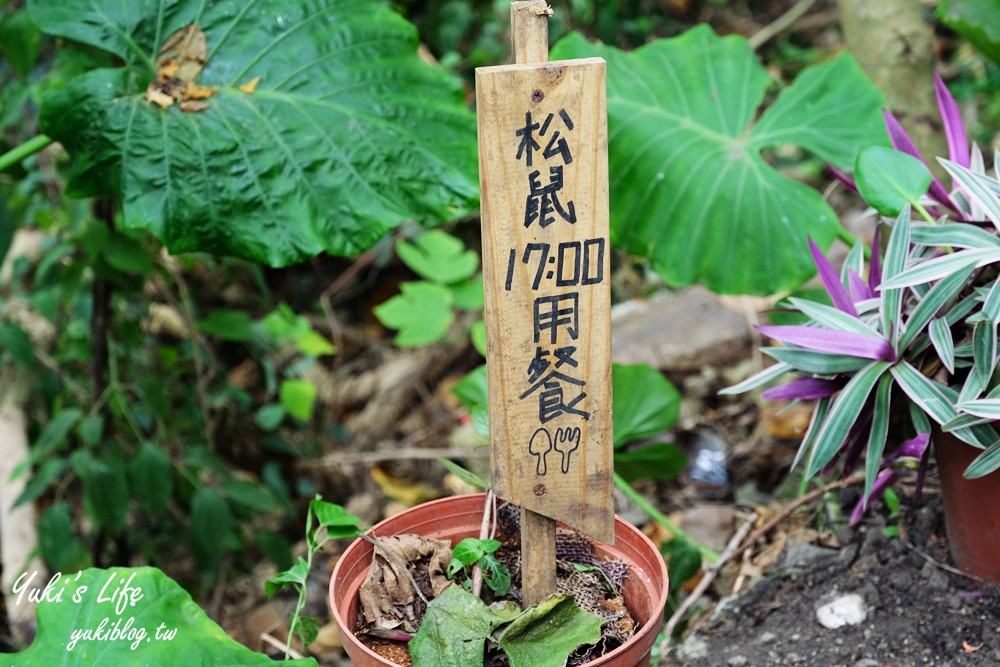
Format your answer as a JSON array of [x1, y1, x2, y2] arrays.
[[762, 377, 845, 401], [848, 269, 874, 302], [868, 227, 882, 291], [840, 411, 874, 476], [889, 432, 931, 463], [829, 164, 859, 194], [809, 237, 857, 316], [883, 110, 958, 211], [935, 74, 970, 169], [851, 468, 897, 525], [758, 325, 895, 361]]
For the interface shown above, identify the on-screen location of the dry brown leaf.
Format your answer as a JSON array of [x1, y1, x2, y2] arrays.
[[159, 59, 179, 80], [358, 534, 453, 634], [184, 83, 216, 100], [239, 76, 262, 94], [180, 100, 210, 113], [146, 83, 175, 109], [158, 24, 207, 84], [370, 466, 438, 507]]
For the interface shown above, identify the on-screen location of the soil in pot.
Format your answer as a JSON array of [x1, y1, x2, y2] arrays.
[[331, 493, 668, 667]]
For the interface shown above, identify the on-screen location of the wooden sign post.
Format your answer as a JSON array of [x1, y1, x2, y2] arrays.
[[476, 0, 614, 606]]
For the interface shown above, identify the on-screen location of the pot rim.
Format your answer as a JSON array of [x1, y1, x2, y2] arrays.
[[329, 492, 669, 666]]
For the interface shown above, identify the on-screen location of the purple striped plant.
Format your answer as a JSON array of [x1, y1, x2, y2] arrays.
[[723, 78, 1000, 518]]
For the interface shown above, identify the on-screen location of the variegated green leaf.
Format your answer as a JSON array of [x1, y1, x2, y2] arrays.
[[898, 262, 977, 350], [793, 396, 831, 472], [881, 247, 1000, 290], [762, 346, 871, 374], [864, 374, 893, 506], [718, 362, 791, 395], [965, 439, 1000, 479], [958, 319, 997, 403], [910, 222, 1000, 249], [881, 208, 910, 348], [786, 297, 882, 336], [957, 398, 1000, 420], [928, 316, 955, 374], [940, 157, 1000, 229], [942, 411, 994, 432], [805, 361, 890, 478]]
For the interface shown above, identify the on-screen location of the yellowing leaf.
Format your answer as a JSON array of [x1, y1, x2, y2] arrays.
[[240, 76, 261, 94], [158, 24, 207, 85], [184, 83, 215, 100], [145, 84, 174, 108], [370, 466, 438, 506]]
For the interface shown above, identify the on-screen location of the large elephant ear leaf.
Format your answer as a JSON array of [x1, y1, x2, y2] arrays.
[[551, 26, 887, 295], [28, 0, 479, 267]]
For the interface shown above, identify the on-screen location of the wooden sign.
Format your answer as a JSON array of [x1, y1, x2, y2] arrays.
[[476, 26, 614, 552]]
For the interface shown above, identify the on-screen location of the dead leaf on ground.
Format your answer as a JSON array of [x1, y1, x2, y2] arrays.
[[239, 76, 262, 94], [184, 83, 216, 101], [146, 85, 175, 109], [358, 534, 452, 634]]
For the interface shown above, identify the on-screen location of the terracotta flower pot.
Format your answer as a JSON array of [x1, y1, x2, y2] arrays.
[[330, 493, 669, 667], [934, 430, 1000, 583]]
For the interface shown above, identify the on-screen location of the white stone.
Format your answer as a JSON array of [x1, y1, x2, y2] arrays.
[[816, 593, 868, 629]]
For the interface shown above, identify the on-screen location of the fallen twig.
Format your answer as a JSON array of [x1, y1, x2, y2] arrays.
[[904, 541, 991, 587], [470, 490, 496, 598], [260, 632, 306, 660], [311, 446, 490, 468], [748, 0, 819, 49], [663, 511, 758, 638], [735, 472, 867, 556]]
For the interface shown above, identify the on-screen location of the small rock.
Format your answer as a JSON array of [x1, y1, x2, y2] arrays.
[[920, 562, 950, 592], [888, 571, 913, 590], [727, 656, 749, 666], [852, 660, 879, 667], [816, 593, 868, 629], [678, 635, 709, 659], [782, 540, 839, 569], [757, 632, 776, 644]]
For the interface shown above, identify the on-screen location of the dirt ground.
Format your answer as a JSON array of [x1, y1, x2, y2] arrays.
[[664, 486, 1000, 667]]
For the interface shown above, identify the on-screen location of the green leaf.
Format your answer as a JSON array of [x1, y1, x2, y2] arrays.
[[190, 487, 232, 575], [101, 231, 153, 276], [309, 498, 362, 539], [224, 480, 280, 513], [280, 379, 317, 422], [785, 297, 881, 335], [864, 375, 893, 506], [13, 458, 67, 508], [6, 567, 317, 666], [910, 222, 1000, 249], [965, 439, 1000, 479], [663, 537, 703, 595], [718, 361, 792, 395], [762, 347, 870, 374], [452, 538, 501, 566], [449, 274, 485, 311], [0, 11, 41, 78], [254, 404, 286, 431], [938, 0, 1000, 65], [294, 329, 336, 357], [81, 455, 129, 534], [453, 365, 488, 411], [881, 208, 911, 348], [30, 0, 478, 267], [881, 247, 1000, 290], [898, 262, 977, 350], [77, 415, 104, 447], [198, 309, 255, 342], [612, 363, 681, 447], [37, 502, 92, 572], [806, 362, 890, 478], [0, 322, 36, 366], [32, 408, 83, 460], [770, 288, 833, 325], [470, 405, 490, 438], [615, 442, 687, 483], [940, 158, 1000, 227], [479, 554, 510, 596], [854, 147, 932, 216], [436, 458, 489, 491], [929, 317, 956, 375], [294, 615, 321, 647], [130, 442, 173, 516], [551, 27, 886, 295], [470, 319, 487, 356], [265, 556, 310, 597], [410, 585, 506, 667], [397, 230, 479, 285], [496, 595, 603, 667], [374, 281, 454, 347]]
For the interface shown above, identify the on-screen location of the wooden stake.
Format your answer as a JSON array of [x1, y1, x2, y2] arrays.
[[511, 0, 557, 609], [477, 0, 613, 606]]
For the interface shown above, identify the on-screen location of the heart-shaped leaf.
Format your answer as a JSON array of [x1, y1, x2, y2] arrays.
[[6, 566, 317, 666], [938, 0, 1000, 66], [855, 146, 933, 216], [612, 363, 681, 447], [29, 0, 479, 267], [551, 26, 887, 295], [374, 281, 454, 346], [397, 230, 480, 285]]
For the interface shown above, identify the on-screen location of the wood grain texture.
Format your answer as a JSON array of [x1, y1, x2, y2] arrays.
[[520, 506, 556, 605], [476, 57, 614, 544]]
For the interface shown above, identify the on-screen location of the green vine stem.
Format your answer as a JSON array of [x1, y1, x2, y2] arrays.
[[613, 473, 719, 563], [0, 134, 54, 172]]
